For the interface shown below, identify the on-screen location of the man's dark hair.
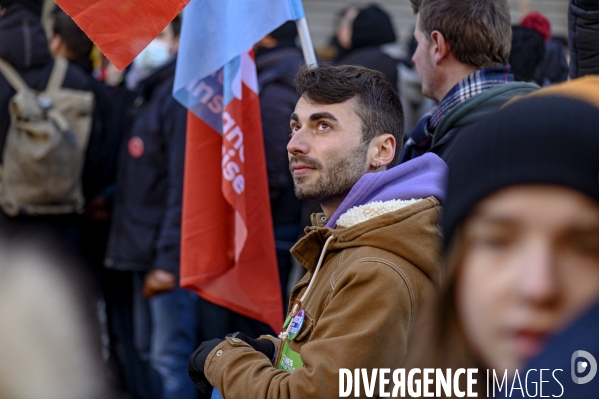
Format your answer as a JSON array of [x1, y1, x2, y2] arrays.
[[170, 14, 182, 38], [52, 10, 93, 60], [293, 64, 405, 167], [410, 0, 511, 68], [270, 21, 298, 44]]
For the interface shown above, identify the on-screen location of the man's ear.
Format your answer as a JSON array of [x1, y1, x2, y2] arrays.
[[49, 35, 63, 58], [430, 30, 450, 65], [369, 134, 396, 171]]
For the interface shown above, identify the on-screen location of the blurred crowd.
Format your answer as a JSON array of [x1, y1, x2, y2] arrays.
[[0, 0, 598, 398]]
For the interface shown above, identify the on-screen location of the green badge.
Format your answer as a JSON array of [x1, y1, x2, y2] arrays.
[[277, 341, 304, 372]]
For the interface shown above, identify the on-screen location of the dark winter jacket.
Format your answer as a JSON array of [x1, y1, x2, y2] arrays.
[[524, 299, 599, 398], [431, 82, 539, 161], [104, 59, 187, 276], [569, 0, 599, 78], [0, 4, 104, 204], [534, 39, 569, 86], [256, 46, 304, 227]]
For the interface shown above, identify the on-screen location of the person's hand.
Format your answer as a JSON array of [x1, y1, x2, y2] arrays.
[[143, 269, 176, 298], [188, 339, 223, 395], [83, 196, 110, 222], [227, 332, 275, 361]]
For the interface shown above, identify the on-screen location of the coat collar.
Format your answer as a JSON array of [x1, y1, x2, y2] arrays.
[[293, 197, 438, 274]]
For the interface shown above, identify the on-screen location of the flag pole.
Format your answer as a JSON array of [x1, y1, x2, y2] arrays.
[[296, 17, 317, 67]]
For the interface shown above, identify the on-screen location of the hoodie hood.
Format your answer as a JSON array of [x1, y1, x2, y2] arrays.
[[325, 153, 448, 228], [0, 4, 51, 70]]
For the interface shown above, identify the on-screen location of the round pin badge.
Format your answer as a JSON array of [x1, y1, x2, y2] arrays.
[[288, 309, 305, 341], [128, 136, 144, 158]]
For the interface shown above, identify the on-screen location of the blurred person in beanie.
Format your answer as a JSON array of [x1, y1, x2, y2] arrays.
[[521, 11, 569, 86], [188, 64, 447, 399], [316, 6, 359, 62], [403, 77, 599, 396], [509, 25, 546, 83], [104, 15, 201, 399], [569, 0, 599, 78], [400, 0, 539, 163], [338, 4, 402, 89]]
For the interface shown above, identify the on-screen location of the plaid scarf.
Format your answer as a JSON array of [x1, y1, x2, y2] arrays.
[[400, 66, 512, 163]]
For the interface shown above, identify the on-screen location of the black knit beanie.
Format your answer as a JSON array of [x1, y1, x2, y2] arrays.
[[351, 4, 396, 50], [443, 77, 599, 247], [509, 26, 546, 82], [0, 0, 43, 16]]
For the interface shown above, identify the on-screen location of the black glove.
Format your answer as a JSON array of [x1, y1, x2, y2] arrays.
[[228, 332, 275, 361], [188, 338, 223, 395]]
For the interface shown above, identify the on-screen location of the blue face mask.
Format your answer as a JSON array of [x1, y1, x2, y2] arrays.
[[133, 39, 170, 71]]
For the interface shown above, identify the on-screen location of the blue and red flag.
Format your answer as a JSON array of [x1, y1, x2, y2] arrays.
[[174, 0, 306, 333], [57, 0, 306, 332]]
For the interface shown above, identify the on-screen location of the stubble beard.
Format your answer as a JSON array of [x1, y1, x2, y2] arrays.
[[290, 142, 369, 206]]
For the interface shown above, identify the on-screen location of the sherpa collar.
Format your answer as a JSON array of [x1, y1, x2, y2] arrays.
[[336, 198, 423, 228]]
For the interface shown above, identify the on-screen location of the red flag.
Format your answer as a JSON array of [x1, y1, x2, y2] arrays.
[[54, 0, 189, 70], [180, 66, 283, 332]]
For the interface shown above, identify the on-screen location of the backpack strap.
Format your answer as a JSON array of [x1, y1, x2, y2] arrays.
[[0, 58, 29, 93], [46, 57, 68, 91]]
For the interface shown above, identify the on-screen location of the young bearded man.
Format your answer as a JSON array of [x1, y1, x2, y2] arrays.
[[400, 0, 540, 163], [188, 64, 448, 398]]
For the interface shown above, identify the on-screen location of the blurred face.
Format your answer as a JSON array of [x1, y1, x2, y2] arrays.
[[288, 96, 369, 212], [412, 14, 438, 100], [457, 185, 599, 374], [336, 7, 359, 50]]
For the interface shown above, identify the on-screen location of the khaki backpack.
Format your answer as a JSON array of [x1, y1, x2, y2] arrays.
[[0, 57, 94, 216]]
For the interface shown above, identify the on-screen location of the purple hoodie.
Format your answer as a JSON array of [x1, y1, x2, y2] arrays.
[[325, 153, 448, 228]]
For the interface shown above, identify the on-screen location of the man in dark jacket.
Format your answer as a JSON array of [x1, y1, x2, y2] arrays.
[[400, 0, 538, 162], [104, 17, 200, 399], [569, 0, 599, 78]]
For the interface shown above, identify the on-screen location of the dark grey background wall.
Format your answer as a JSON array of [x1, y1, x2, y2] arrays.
[[302, 0, 568, 50]]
